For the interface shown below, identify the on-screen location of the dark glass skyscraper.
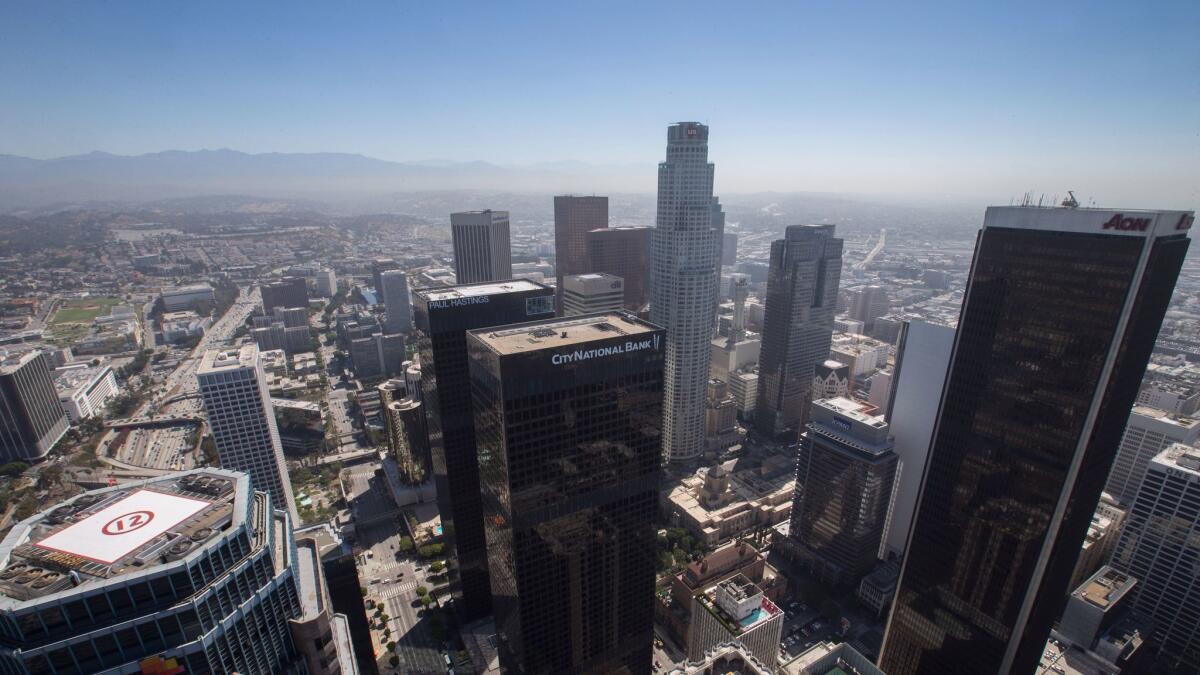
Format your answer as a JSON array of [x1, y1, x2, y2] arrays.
[[554, 195, 609, 311], [466, 313, 664, 674], [880, 207, 1192, 675], [755, 224, 843, 438], [412, 280, 555, 623]]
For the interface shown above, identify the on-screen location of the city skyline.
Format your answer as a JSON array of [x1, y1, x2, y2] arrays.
[[1, 2, 1197, 206]]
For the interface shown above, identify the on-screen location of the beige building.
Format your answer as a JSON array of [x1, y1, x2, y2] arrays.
[[666, 457, 794, 548]]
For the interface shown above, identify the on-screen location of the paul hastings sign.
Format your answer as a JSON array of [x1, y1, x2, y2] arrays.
[[551, 334, 662, 366]]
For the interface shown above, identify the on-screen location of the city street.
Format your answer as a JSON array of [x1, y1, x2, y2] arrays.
[[345, 463, 445, 673]]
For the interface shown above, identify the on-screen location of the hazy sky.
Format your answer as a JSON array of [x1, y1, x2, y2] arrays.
[[2, 1, 1197, 206]]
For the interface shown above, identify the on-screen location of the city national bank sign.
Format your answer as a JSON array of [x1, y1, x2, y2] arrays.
[[551, 335, 661, 365]]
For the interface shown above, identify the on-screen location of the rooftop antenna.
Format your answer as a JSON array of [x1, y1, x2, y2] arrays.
[[1061, 191, 1079, 208]]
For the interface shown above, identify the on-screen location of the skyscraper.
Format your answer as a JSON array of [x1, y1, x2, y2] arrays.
[[755, 225, 843, 438], [197, 344, 298, 521], [1109, 443, 1200, 671], [0, 468, 356, 674], [846, 285, 890, 332], [789, 397, 897, 585], [372, 257, 399, 301], [881, 319, 955, 558], [451, 210, 513, 284], [587, 225, 650, 311], [1103, 406, 1199, 506], [722, 231, 738, 266], [0, 351, 68, 462], [380, 269, 412, 334], [467, 312, 664, 674], [880, 206, 1192, 675], [711, 197, 727, 314], [261, 276, 309, 314], [651, 122, 721, 463], [412, 280, 555, 622], [554, 195, 608, 310]]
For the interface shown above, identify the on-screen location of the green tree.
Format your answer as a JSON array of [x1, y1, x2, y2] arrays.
[[0, 462, 28, 477], [416, 586, 428, 596], [398, 536, 414, 553], [429, 560, 445, 573], [386, 641, 396, 652]]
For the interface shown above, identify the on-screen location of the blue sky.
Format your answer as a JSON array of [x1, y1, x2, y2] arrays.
[[1, 1, 1197, 205]]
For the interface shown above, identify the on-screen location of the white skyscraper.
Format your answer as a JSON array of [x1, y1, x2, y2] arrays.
[[651, 122, 720, 463], [1104, 406, 1200, 506], [380, 269, 413, 334], [451, 210, 513, 284], [881, 319, 955, 557], [197, 344, 298, 521]]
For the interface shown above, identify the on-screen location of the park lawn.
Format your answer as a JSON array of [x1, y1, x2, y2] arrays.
[[50, 297, 123, 325]]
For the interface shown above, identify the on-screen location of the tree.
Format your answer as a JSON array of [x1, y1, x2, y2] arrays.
[[387, 641, 396, 652], [359, 586, 368, 597], [379, 613, 389, 624], [429, 560, 445, 573], [398, 536, 414, 553], [416, 586, 428, 596], [420, 595, 433, 608], [0, 462, 28, 477]]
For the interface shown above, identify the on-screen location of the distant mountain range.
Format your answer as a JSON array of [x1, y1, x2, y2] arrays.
[[0, 149, 652, 211]]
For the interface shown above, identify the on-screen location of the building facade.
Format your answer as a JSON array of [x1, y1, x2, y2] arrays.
[[197, 344, 298, 522], [755, 225, 843, 439], [467, 312, 664, 674], [451, 210, 513, 284], [880, 206, 1192, 675], [651, 122, 721, 463], [554, 195, 608, 310], [52, 364, 117, 423], [561, 272, 625, 316], [261, 277, 309, 314], [789, 397, 897, 585], [1103, 406, 1199, 506], [0, 352, 68, 462], [881, 319, 955, 557], [588, 225, 650, 311], [412, 280, 555, 623], [379, 269, 412, 334], [348, 332, 406, 380], [1109, 444, 1200, 671]]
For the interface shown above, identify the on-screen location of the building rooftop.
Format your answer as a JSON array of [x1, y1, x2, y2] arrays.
[[984, 205, 1193, 239], [415, 279, 543, 302], [470, 312, 658, 356], [1158, 442, 1200, 475], [198, 344, 258, 374], [0, 470, 244, 602], [0, 350, 41, 374], [1130, 405, 1200, 429], [1074, 566, 1135, 610], [52, 364, 111, 394]]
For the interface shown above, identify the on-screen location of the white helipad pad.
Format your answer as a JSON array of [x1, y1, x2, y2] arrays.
[[35, 489, 212, 564]]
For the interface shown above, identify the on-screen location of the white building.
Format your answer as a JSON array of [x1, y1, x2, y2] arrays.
[[315, 268, 337, 297], [196, 344, 298, 521], [728, 367, 759, 420], [882, 320, 955, 557], [650, 122, 721, 463], [53, 364, 118, 422], [1104, 406, 1200, 506], [160, 284, 215, 312], [561, 273, 624, 316], [451, 210, 512, 284], [1110, 444, 1200, 671]]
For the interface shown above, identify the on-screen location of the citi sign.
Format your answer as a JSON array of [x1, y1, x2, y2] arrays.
[[1101, 214, 1151, 232]]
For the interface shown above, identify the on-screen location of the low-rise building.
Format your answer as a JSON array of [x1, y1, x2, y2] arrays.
[[785, 642, 884, 675], [52, 364, 117, 422], [669, 642, 773, 675], [160, 283, 215, 312], [665, 457, 794, 549], [159, 310, 209, 344]]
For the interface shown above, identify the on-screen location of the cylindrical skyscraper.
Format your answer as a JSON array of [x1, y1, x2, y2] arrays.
[[651, 122, 720, 463]]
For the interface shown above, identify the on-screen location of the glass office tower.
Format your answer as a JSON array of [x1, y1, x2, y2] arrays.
[[467, 313, 664, 674], [412, 280, 555, 623], [880, 207, 1192, 675]]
